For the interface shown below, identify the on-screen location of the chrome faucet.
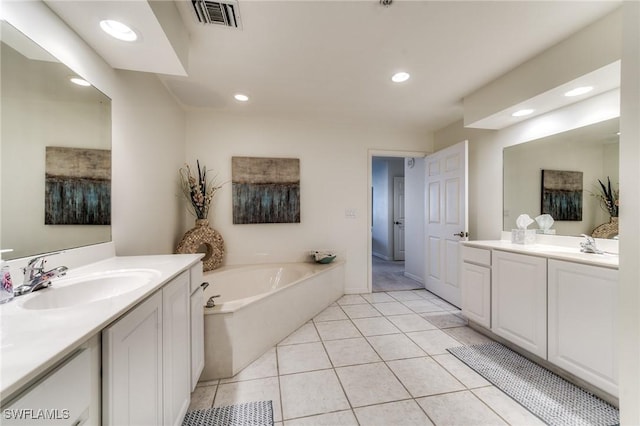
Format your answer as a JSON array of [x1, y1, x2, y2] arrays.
[[580, 234, 603, 255], [14, 252, 68, 296]]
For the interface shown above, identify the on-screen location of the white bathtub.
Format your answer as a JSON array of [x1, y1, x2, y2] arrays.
[[200, 261, 344, 380]]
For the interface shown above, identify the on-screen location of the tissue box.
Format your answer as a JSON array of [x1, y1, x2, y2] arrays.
[[511, 229, 536, 244]]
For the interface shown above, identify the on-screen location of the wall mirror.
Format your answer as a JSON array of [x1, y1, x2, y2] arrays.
[[503, 117, 619, 238], [1, 21, 112, 260]]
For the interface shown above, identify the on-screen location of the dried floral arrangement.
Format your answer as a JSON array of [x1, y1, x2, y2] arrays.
[[179, 160, 222, 220], [592, 176, 619, 218]]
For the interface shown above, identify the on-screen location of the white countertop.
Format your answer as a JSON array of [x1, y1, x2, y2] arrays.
[[462, 240, 619, 269], [0, 254, 202, 402]]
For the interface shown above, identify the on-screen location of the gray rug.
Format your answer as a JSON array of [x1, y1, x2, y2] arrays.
[[448, 342, 619, 426], [182, 401, 273, 426]]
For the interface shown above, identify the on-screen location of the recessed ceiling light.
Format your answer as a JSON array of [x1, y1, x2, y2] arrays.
[[69, 77, 91, 87], [234, 94, 249, 102], [564, 86, 594, 97], [391, 72, 410, 83], [512, 109, 534, 117], [99, 19, 138, 42]]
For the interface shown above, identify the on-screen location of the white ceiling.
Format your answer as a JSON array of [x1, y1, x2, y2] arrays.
[[46, 0, 622, 134]]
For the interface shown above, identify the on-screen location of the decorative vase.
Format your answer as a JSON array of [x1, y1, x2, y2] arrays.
[[176, 219, 225, 271], [591, 216, 619, 239]]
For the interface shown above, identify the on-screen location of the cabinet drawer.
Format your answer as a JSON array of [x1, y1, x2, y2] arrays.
[[461, 246, 491, 266], [3, 349, 91, 426]]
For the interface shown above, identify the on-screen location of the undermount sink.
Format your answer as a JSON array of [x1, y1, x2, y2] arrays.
[[20, 269, 161, 310]]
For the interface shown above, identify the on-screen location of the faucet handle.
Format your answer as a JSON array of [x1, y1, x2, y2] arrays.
[[26, 251, 66, 267]]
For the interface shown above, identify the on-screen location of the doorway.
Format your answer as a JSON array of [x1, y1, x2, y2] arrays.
[[371, 156, 422, 292]]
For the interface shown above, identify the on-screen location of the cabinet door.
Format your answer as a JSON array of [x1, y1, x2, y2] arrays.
[[191, 286, 205, 391], [492, 250, 547, 358], [102, 291, 163, 426], [548, 259, 618, 396], [461, 262, 491, 328], [162, 272, 191, 426]]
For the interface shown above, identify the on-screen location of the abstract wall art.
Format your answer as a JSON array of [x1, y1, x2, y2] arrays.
[[232, 156, 300, 224], [45, 147, 111, 225], [541, 169, 583, 221]]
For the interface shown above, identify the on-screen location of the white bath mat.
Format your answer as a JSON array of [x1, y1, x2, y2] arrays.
[[448, 342, 619, 426], [182, 400, 273, 426]]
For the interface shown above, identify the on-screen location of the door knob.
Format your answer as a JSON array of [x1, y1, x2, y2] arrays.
[[394, 221, 402, 225], [453, 231, 469, 237]]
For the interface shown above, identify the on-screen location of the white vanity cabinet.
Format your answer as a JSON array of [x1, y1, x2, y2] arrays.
[[491, 250, 547, 359], [2, 341, 98, 426], [190, 265, 205, 391], [102, 270, 192, 426], [548, 259, 618, 396], [461, 246, 491, 328]]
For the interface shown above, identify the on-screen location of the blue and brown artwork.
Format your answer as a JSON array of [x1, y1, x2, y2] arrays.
[[45, 147, 111, 225], [541, 169, 582, 221], [232, 157, 300, 224]]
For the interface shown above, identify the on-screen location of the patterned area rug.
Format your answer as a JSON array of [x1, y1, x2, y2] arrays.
[[182, 401, 274, 426], [448, 343, 619, 426]]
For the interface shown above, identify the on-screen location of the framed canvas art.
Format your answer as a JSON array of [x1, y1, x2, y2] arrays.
[[232, 156, 300, 224], [45, 147, 111, 225], [541, 169, 582, 221]]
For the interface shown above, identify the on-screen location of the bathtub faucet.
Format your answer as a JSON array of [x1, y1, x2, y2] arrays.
[[206, 294, 221, 308]]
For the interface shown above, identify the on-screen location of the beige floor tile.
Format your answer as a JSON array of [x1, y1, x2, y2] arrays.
[[432, 353, 491, 389], [277, 342, 331, 375], [324, 337, 382, 367], [417, 390, 508, 426], [335, 362, 411, 407], [432, 298, 460, 311], [371, 301, 413, 316], [386, 313, 438, 332], [413, 289, 439, 300], [387, 290, 425, 302], [444, 326, 494, 346], [407, 329, 462, 355], [366, 333, 426, 360], [354, 399, 434, 426], [341, 303, 382, 319], [220, 348, 278, 383], [336, 294, 369, 305], [197, 379, 219, 387], [402, 299, 446, 313], [283, 410, 358, 426], [279, 323, 321, 346], [361, 292, 395, 303], [422, 312, 468, 329], [188, 385, 216, 411], [352, 317, 401, 336], [314, 306, 348, 322], [472, 386, 547, 426], [315, 320, 361, 341], [280, 370, 350, 420], [214, 377, 282, 422], [387, 357, 465, 397]]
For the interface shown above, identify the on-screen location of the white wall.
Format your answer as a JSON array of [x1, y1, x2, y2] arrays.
[[185, 112, 430, 293], [3, 1, 186, 257], [618, 1, 640, 423]]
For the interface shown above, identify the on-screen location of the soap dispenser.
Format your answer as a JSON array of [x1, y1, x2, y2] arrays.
[[0, 249, 14, 304]]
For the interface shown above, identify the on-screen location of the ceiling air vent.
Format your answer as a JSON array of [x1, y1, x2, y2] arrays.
[[191, 0, 242, 29]]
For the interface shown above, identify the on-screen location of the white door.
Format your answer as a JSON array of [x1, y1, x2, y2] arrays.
[[393, 176, 405, 261], [425, 140, 468, 307]]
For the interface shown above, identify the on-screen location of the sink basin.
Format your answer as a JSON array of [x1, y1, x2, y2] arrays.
[[20, 269, 161, 310]]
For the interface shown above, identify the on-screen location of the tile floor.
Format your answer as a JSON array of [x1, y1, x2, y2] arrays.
[[188, 289, 545, 425]]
